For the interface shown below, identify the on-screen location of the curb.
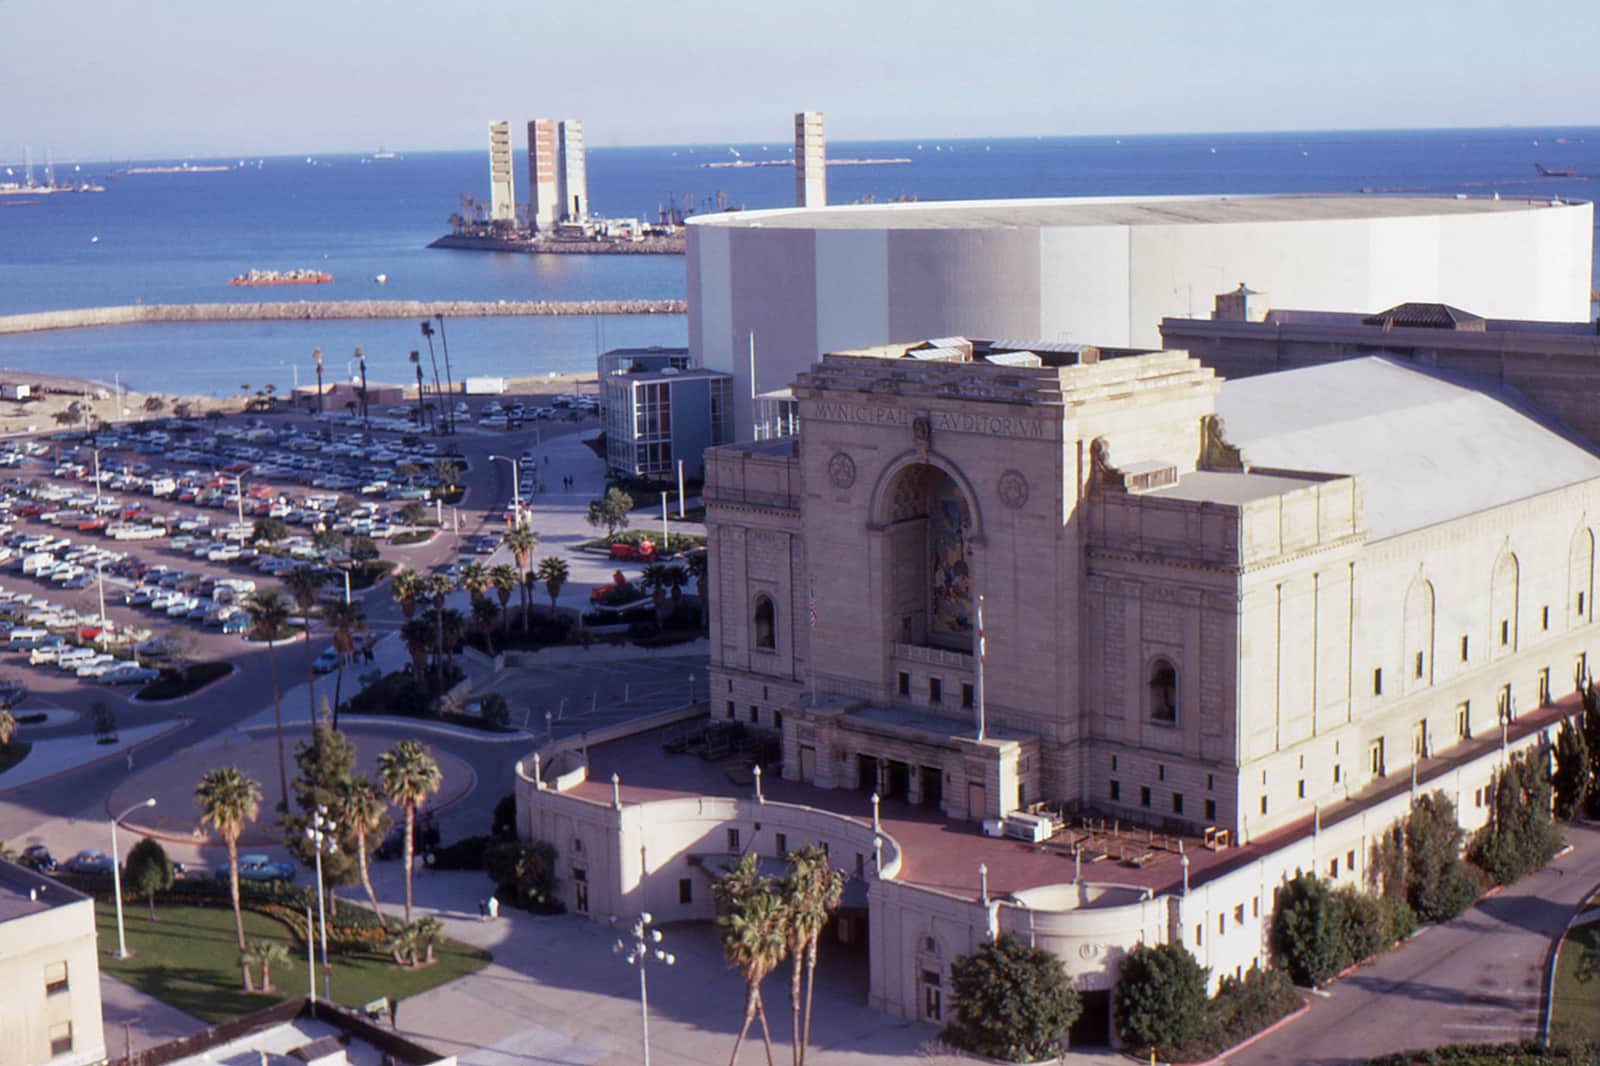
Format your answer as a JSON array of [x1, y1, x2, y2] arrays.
[[0, 719, 191, 796], [241, 716, 533, 744]]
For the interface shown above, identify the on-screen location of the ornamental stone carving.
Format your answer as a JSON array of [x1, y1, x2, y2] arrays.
[[827, 451, 857, 490], [997, 469, 1029, 509]]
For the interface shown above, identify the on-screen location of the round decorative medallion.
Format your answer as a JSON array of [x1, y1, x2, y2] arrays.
[[827, 451, 857, 490], [1078, 943, 1099, 959], [998, 469, 1029, 509]]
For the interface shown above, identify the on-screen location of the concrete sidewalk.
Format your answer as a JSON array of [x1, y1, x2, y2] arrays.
[[363, 866, 1120, 1066]]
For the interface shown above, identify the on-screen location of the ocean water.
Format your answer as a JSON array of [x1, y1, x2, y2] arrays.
[[0, 127, 1595, 395]]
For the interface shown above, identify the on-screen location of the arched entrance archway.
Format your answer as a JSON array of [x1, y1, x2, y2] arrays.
[[879, 462, 975, 650]]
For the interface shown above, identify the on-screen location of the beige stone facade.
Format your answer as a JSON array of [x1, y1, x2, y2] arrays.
[[0, 860, 105, 1066], [706, 340, 1600, 842]]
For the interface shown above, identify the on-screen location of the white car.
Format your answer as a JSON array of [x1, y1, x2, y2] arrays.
[[101, 664, 160, 685]]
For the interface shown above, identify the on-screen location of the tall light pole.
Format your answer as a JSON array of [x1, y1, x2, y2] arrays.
[[91, 447, 102, 512], [110, 798, 156, 959], [233, 473, 245, 529], [409, 351, 426, 431], [612, 912, 674, 1066], [305, 805, 338, 1001], [354, 347, 369, 428], [435, 315, 455, 435], [313, 348, 324, 416], [489, 455, 520, 525]]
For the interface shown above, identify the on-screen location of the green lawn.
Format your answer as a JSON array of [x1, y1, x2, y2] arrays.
[[96, 900, 489, 1024], [1549, 919, 1600, 1051]]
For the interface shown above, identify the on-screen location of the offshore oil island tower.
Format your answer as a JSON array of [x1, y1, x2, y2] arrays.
[[437, 116, 683, 254]]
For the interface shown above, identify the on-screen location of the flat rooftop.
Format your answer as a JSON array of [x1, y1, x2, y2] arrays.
[[1146, 469, 1326, 506], [569, 690, 1578, 903], [688, 193, 1576, 231], [0, 857, 87, 923]]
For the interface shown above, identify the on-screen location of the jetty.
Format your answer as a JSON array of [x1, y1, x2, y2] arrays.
[[0, 299, 686, 336]]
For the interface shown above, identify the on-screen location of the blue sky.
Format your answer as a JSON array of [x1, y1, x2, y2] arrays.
[[4, 0, 1598, 159]]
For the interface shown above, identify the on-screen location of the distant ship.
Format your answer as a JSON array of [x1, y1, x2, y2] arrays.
[[229, 269, 333, 287], [372, 146, 396, 160], [1535, 164, 1580, 178]]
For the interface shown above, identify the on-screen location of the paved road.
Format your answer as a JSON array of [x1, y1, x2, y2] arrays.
[[1234, 822, 1600, 1065]]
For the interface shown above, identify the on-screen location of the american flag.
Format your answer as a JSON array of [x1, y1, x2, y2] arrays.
[[808, 580, 816, 629]]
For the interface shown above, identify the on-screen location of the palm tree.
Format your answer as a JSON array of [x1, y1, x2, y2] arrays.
[[391, 567, 421, 620], [377, 740, 442, 924], [0, 709, 15, 750], [715, 854, 789, 1066], [425, 575, 453, 690], [283, 566, 325, 727], [536, 556, 570, 620], [431, 457, 459, 500], [322, 599, 367, 729], [783, 845, 844, 1066], [472, 596, 500, 655], [489, 563, 517, 632], [439, 607, 466, 656], [460, 560, 490, 605], [244, 590, 293, 809], [641, 564, 671, 629], [335, 776, 388, 924], [419, 320, 447, 434], [520, 569, 539, 634], [504, 525, 539, 626], [400, 618, 433, 686], [195, 766, 263, 953]]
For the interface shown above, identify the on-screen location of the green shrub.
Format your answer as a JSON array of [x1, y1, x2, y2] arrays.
[[1380, 897, 1418, 943], [429, 835, 490, 871], [947, 934, 1081, 1062], [1272, 874, 1347, 986], [484, 839, 562, 913], [1406, 791, 1478, 923], [1470, 752, 1564, 886], [1115, 941, 1208, 1052]]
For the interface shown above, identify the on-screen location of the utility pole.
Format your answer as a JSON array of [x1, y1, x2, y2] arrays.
[[313, 348, 324, 416]]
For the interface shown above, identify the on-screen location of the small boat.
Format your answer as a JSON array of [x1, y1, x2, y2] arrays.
[[1535, 164, 1579, 178], [373, 273, 388, 284]]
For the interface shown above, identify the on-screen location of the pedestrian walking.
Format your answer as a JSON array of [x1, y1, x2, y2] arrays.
[[126, 750, 134, 771], [477, 898, 488, 921], [487, 894, 500, 920]]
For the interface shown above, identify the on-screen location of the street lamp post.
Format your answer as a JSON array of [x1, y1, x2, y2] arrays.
[[355, 347, 369, 428], [305, 806, 338, 1001], [313, 348, 324, 416], [489, 455, 521, 525], [409, 351, 426, 431], [92, 447, 102, 512], [612, 912, 674, 1066], [233, 473, 245, 529], [111, 798, 157, 959]]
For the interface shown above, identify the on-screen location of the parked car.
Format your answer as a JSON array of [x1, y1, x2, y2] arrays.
[[64, 848, 113, 875], [312, 646, 340, 674], [20, 844, 56, 872], [99, 664, 160, 685], [215, 854, 296, 883]]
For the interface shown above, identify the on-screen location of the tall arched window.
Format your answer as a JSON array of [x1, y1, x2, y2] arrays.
[[1149, 660, 1177, 723], [753, 595, 776, 650]]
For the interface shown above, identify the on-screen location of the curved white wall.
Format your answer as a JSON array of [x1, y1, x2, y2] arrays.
[[688, 195, 1595, 440]]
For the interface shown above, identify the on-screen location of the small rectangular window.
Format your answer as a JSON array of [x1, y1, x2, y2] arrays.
[[1501, 619, 1510, 646], [1139, 785, 1152, 808], [679, 878, 693, 904], [1158, 764, 1166, 781], [749, 705, 759, 723], [928, 678, 943, 705], [1110, 779, 1121, 801], [727, 828, 741, 851], [1457, 701, 1471, 739], [1347, 849, 1356, 870], [775, 832, 787, 855], [1204, 798, 1216, 820], [1461, 635, 1470, 661], [1172, 792, 1184, 815], [1330, 857, 1340, 877], [961, 683, 974, 709], [1206, 773, 1214, 790], [48, 1022, 71, 1057], [1260, 795, 1268, 815], [1414, 651, 1424, 679], [1111, 755, 1119, 771], [1334, 763, 1342, 783], [1297, 779, 1306, 799], [855, 852, 865, 877], [1580, 592, 1588, 616], [43, 961, 67, 995], [1195, 923, 1204, 947], [1218, 913, 1226, 934], [1539, 668, 1551, 706], [1252, 896, 1260, 918], [774, 711, 783, 731], [1234, 903, 1245, 925], [1373, 668, 1383, 696], [1542, 606, 1550, 631], [897, 672, 910, 696], [726, 701, 735, 720]]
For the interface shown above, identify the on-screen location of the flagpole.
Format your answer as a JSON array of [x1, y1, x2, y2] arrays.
[[975, 594, 986, 741], [748, 331, 758, 440]]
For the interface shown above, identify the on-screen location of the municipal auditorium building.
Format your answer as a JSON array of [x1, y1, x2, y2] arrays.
[[519, 335, 1594, 1037]]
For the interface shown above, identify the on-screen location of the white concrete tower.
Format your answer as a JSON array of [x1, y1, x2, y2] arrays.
[[487, 121, 516, 224], [556, 119, 587, 223], [794, 111, 825, 208], [527, 118, 558, 231]]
